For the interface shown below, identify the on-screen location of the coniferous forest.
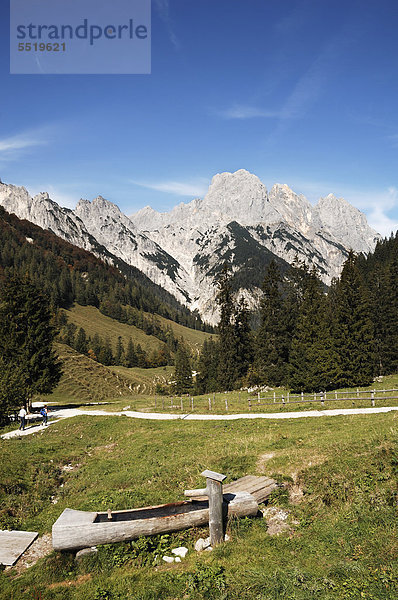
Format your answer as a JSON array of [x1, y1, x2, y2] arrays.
[[196, 233, 398, 394]]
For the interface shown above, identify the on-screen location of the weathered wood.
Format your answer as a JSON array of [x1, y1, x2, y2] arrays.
[[188, 475, 277, 502], [0, 530, 38, 566], [201, 470, 227, 482], [52, 492, 258, 551], [207, 478, 224, 546], [184, 488, 207, 497]]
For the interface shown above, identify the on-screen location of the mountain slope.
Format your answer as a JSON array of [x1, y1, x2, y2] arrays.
[[0, 171, 380, 324]]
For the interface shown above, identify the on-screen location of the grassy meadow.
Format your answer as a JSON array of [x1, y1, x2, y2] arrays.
[[64, 304, 214, 356], [1, 401, 398, 599]]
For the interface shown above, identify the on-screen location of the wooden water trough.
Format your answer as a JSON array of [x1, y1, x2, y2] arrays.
[[52, 471, 276, 552]]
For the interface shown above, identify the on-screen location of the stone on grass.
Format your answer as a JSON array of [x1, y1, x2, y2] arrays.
[[195, 536, 213, 552], [171, 546, 188, 558], [162, 555, 174, 563], [75, 547, 98, 561]]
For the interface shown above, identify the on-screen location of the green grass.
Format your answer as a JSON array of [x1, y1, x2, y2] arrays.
[[65, 305, 166, 354], [75, 374, 398, 415], [1, 408, 398, 599], [64, 304, 215, 356], [147, 312, 216, 353]]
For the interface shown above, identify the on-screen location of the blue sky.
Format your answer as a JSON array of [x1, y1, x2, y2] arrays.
[[1, 0, 398, 235]]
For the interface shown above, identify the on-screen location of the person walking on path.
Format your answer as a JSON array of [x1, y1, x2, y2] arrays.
[[40, 405, 48, 426], [18, 406, 27, 430]]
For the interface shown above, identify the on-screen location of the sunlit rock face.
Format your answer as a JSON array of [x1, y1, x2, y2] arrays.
[[0, 170, 380, 325]]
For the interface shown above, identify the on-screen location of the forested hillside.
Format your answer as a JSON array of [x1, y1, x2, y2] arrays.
[[197, 234, 398, 394], [0, 206, 211, 331]]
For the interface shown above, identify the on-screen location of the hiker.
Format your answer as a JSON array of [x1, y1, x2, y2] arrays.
[[18, 406, 27, 430], [40, 405, 48, 426]]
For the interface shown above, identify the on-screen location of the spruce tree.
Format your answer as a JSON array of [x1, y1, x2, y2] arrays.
[[333, 251, 376, 387], [173, 345, 193, 394], [289, 268, 336, 392], [256, 260, 289, 386], [234, 296, 253, 382], [115, 336, 125, 365], [74, 327, 88, 354], [125, 338, 138, 367], [195, 338, 219, 394], [0, 274, 62, 416], [216, 263, 238, 390]]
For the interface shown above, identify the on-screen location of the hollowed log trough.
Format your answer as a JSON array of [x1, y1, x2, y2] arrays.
[[52, 470, 258, 552]]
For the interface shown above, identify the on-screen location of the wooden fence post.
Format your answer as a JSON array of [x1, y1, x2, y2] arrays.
[[371, 390, 375, 407], [282, 395, 285, 406], [191, 396, 194, 411], [225, 397, 228, 411], [208, 397, 211, 411], [274, 391, 276, 403], [248, 398, 252, 410], [321, 392, 324, 406], [258, 392, 260, 404]]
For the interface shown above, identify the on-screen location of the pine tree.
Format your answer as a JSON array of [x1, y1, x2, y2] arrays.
[[98, 337, 114, 366], [234, 296, 252, 382], [125, 338, 138, 367], [256, 260, 289, 386], [216, 263, 238, 390], [115, 336, 125, 365], [289, 268, 336, 392], [333, 251, 376, 387], [195, 338, 219, 394], [74, 327, 88, 354], [173, 345, 193, 393], [0, 274, 62, 417]]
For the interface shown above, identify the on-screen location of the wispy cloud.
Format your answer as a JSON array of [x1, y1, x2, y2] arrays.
[[131, 178, 208, 197], [0, 132, 47, 153], [216, 105, 290, 120], [153, 0, 180, 49]]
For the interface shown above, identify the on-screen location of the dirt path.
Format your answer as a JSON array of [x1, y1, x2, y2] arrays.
[[3, 405, 398, 440]]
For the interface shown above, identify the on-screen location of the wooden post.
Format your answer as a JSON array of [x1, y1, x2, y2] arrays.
[[208, 397, 211, 411], [301, 391, 303, 402], [321, 392, 324, 406], [282, 394, 285, 406], [202, 470, 226, 546], [287, 392, 289, 403], [239, 390, 241, 402], [248, 398, 252, 410], [335, 391, 338, 400], [274, 391, 276, 403], [191, 396, 194, 411], [225, 397, 228, 411], [371, 390, 375, 407], [155, 397, 157, 409], [357, 388, 359, 400], [258, 391, 260, 404]]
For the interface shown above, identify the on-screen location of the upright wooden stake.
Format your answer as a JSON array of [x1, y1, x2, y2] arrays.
[[202, 470, 226, 546]]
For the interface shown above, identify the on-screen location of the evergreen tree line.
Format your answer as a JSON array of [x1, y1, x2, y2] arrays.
[[196, 235, 398, 393], [55, 315, 172, 369]]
